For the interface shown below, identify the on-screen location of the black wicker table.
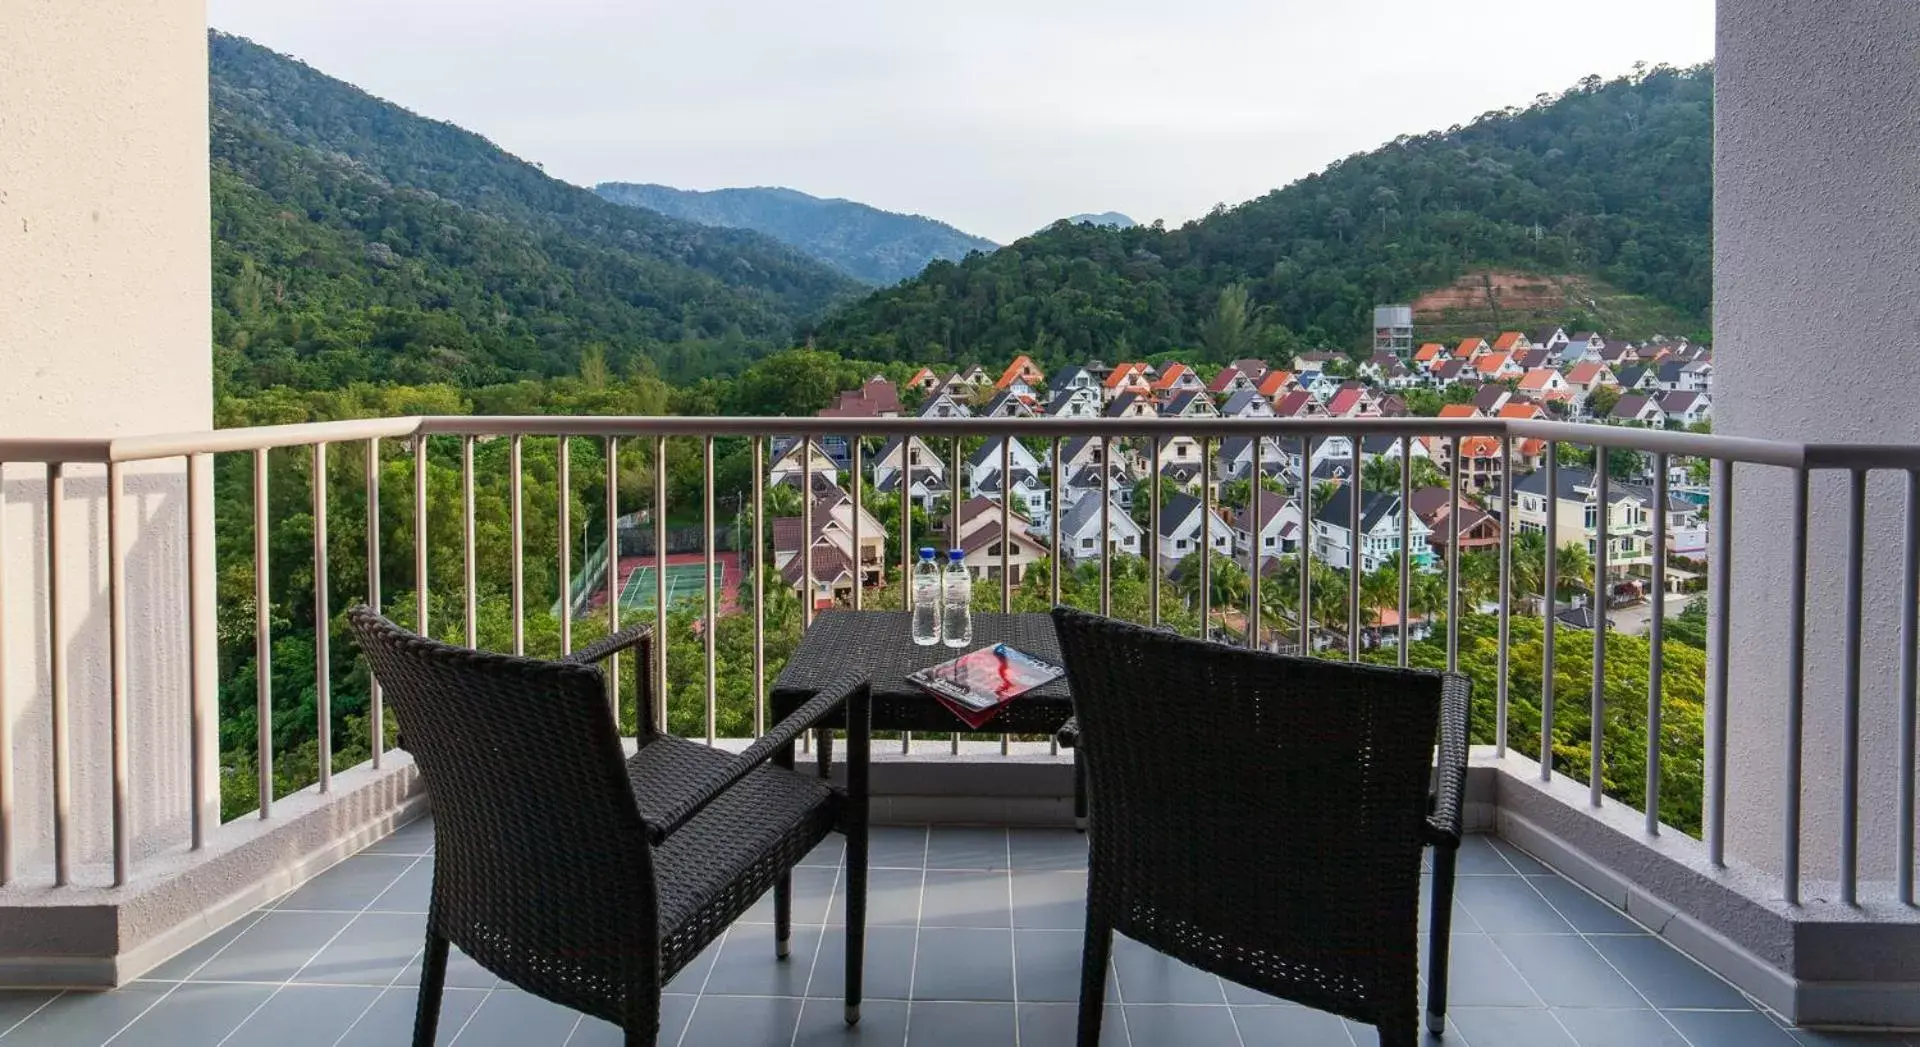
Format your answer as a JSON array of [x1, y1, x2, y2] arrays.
[[771, 610, 1085, 825]]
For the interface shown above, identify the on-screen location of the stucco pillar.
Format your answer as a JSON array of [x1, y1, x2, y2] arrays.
[[1716, 0, 1920, 892], [0, 2, 212, 883]]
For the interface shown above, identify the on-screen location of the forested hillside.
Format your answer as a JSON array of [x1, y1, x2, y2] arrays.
[[595, 183, 997, 286], [816, 65, 1712, 367], [208, 32, 862, 393]]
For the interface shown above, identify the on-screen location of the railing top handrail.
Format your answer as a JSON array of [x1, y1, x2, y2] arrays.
[[4, 411, 1919, 471]]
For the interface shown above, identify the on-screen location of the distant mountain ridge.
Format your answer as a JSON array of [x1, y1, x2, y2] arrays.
[[595, 183, 997, 286], [1065, 211, 1136, 228], [207, 32, 861, 391]]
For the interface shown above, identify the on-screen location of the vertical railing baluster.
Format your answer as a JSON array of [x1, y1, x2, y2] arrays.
[[1249, 437, 1262, 650], [754, 436, 767, 739], [1051, 436, 1063, 611], [0, 461, 11, 882], [48, 463, 71, 882], [1149, 438, 1161, 626], [1099, 437, 1112, 618], [1542, 444, 1558, 783], [704, 436, 717, 746], [1000, 437, 1012, 612], [1299, 436, 1312, 655], [1899, 470, 1918, 907], [1590, 447, 1607, 807], [605, 437, 620, 716], [950, 437, 962, 754], [557, 436, 571, 654], [1706, 459, 1732, 866], [510, 435, 525, 655], [653, 436, 668, 732], [365, 440, 383, 768], [253, 450, 272, 821], [1646, 453, 1667, 833], [1201, 437, 1213, 640], [1399, 438, 1411, 666], [1349, 436, 1361, 661], [1840, 468, 1866, 906], [313, 444, 331, 794], [1783, 466, 1810, 906], [894, 437, 909, 754], [463, 436, 476, 649], [1447, 436, 1462, 674], [107, 461, 130, 886], [853, 438, 866, 613], [1498, 437, 1513, 754], [415, 435, 429, 639], [190, 452, 217, 843], [803, 440, 815, 633]]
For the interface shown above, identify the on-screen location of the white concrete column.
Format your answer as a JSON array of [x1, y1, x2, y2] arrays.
[[1716, 0, 1920, 891], [0, 2, 212, 884]]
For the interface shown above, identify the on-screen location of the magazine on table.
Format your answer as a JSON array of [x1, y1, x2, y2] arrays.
[[907, 644, 1065, 728]]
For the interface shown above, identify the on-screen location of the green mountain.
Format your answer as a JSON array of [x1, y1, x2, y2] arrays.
[[816, 66, 1712, 367], [208, 32, 863, 392], [594, 183, 997, 286], [1065, 211, 1136, 229]]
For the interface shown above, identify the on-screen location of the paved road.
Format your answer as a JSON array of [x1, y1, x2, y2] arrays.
[[1608, 591, 1697, 635]]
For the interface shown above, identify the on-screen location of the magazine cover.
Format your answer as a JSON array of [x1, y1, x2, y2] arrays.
[[907, 644, 1065, 728]]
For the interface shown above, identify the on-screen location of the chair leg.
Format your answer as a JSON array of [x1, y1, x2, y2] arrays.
[[844, 826, 868, 1025], [1072, 750, 1088, 833], [413, 931, 449, 1047], [774, 872, 792, 959], [1077, 921, 1111, 1047], [1427, 843, 1459, 1037]]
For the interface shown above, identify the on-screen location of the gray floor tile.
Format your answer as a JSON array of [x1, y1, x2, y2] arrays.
[[447, 989, 581, 1046], [917, 870, 1011, 928], [1487, 837, 1553, 875], [368, 860, 433, 913], [296, 912, 425, 986], [864, 868, 927, 926], [1232, 1002, 1359, 1045], [1492, 933, 1646, 1008], [220, 984, 384, 1047], [1550, 1007, 1691, 1047], [139, 914, 270, 982], [337, 985, 486, 1046], [276, 855, 417, 912], [1447, 1005, 1579, 1046], [1419, 875, 1484, 936], [924, 827, 1009, 870], [1014, 929, 1107, 1003], [802, 835, 846, 869], [0, 985, 169, 1047], [1122, 1004, 1242, 1046], [740, 866, 841, 926], [1455, 835, 1526, 875], [107, 982, 277, 1045], [1110, 936, 1226, 1005], [1009, 828, 1089, 872], [662, 936, 725, 995], [910, 927, 1016, 1002], [680, 994, 803, 1046], [394, 944, 499, 990], [1791, 1030, 1918, 1046], [363, 817, 435, 855], [0, 992, 56, 1037], [795, 998, 907, 1046], [1438, 935, 1540, 1007], [903, 1001, 1015, 1046], [657, 994, 697, 1045], [1662, 1008, 1803, 1047], [867, 826, 929, 869], [1526, 876, 1643, 934], [1588, 934, 1750, 1010], [192, 911, 355, 983], [808, 926, 915, 1000], [1017, 1003, 1127, 1047], [1011, 870, 1087, 930], [1454, 876, 1575, 934], [702, 926, 820, 997]]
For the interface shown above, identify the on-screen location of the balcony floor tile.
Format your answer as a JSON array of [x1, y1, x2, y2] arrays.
[[14, 816, 1911, 1046]]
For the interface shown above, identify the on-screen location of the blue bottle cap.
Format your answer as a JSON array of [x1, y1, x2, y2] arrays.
[[948, 549, 965, 562], [919, 547, 936, 559]]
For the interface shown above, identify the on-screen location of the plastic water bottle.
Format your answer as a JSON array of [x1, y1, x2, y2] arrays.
[[942, 549, 972, 648], [911, 547, 940, 646]]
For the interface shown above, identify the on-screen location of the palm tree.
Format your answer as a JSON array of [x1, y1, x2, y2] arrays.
[[1457, 550, 1502, 611], [1361, 456, 1401, 493], [1509, 529, 1548, 610], [1556, 541, 1594, 601], [1409, 569, 1449, 630], [1360, 565, 1402, 627]]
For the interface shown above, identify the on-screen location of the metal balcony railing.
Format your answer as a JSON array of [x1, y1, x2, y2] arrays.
[[0, 413, 1916, 916]]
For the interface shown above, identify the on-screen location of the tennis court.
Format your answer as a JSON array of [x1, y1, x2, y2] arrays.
[[618, 561, 726, 612]]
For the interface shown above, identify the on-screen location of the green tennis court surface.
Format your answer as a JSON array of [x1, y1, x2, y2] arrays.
[[619, 562, 725, 611]]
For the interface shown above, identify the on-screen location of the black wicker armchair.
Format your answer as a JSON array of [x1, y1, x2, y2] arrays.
[[1051, 608, 1469, 1047], [347, 608, 871, 1046]]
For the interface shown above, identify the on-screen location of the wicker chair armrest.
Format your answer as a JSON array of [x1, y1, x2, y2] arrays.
[[1426, 672, 1473, 846], [645, 671, 870, 844], [563, 623, 652, 666], [1055, 716, 1079, 748]]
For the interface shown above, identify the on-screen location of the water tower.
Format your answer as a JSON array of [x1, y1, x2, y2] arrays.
[[1373, 304, 1414, 357]]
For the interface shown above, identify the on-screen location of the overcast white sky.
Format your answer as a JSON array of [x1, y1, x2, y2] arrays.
[[207, 1, 1713, 244]]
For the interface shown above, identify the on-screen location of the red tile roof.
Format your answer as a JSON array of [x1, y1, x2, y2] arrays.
[[1437, 404, 1480, 419], [1256, 370, 1294, 397], [1491, 331, 1526, 352]]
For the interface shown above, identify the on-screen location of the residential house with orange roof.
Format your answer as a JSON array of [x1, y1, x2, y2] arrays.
[[1102, 362, 1152, 403], [906, 367, 940, 393], [1151, 361, 1206, 398], [1255, 369, 1296, 401], [1473, 351, 1523, 382], [996, 354, 1045, 391], [1490, 331, 1531, 354], [1562, 362, 1620, 414], [1517, 368, 1570, 398], [1413, 343, 1447, 368], [1456, 337, 1491, 360], [1436, 403, 1481, 420]]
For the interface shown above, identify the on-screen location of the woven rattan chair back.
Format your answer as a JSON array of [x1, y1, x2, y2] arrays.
[[1052, 607, 1444, 1038], [347, 607, 657, 1016]]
